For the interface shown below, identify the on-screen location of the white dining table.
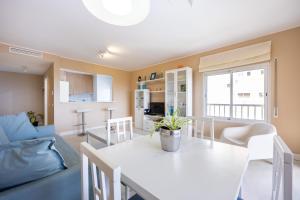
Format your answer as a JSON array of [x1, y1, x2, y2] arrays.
[[91, 134, 249, 200]]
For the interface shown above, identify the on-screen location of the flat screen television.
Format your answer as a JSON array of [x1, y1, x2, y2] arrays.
[[145, 102, 165, 115]]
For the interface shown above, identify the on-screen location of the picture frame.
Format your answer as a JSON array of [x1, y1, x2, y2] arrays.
[[150, 72, 156, 80]]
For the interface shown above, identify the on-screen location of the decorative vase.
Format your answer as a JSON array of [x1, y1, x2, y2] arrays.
[[160, 127, 181, 152]]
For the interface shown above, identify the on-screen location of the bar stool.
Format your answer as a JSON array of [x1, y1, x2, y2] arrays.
[[106, 107, 116, 130], [107, 107, 116, 120], [76, 109, 91, 139]]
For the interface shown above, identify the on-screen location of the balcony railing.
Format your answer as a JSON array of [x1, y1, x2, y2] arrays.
[[207, 103, 264, 120]]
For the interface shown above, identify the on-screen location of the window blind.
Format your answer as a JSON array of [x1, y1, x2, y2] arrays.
[[199, 41, 271, 72]]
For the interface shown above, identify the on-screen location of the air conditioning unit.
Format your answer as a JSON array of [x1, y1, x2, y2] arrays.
[[9, 46, 43, 58]]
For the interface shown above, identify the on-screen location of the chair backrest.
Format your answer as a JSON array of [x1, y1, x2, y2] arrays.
[[185, 117, 214, 141], [249, 123, 276, 136], [185, 116, 198, 137], [272, 136, 293, 200], [107, 117, 133, 146], [200, 117, 214, 141], [80, 142, 121, 200]]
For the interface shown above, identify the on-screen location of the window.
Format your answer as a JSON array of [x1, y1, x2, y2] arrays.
[[204, 63, 269, 121]]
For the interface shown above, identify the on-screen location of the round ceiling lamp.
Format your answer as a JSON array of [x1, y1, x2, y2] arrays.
[[82, 0, 150, 26]]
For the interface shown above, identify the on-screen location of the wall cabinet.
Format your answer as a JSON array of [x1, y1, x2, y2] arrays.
[[93, 75, 113, 102], [165, 67, 192, 117]]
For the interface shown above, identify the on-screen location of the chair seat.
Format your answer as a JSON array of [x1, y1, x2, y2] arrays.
[[224, 136, 247, 146], [129, 194, 144, 200]]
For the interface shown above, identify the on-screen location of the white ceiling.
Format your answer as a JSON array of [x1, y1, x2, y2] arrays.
[[0, 53, 52, 75], [0, 0, 299, 71]]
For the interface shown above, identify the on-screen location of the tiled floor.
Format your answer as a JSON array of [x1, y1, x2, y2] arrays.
[[242, 160, 300, 200], [63, 129, 300, 200]]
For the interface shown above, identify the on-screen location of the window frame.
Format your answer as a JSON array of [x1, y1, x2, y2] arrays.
[[203, 62, 270, 123]]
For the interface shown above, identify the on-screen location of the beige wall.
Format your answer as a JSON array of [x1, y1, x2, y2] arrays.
[[131, 27, 300, 153], [43, 55, 131, 134], [0, 43, 132, 134], [0, 27, 299, 153], [0, 71, 44, 115]]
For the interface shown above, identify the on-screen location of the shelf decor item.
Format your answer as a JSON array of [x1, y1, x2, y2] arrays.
[[137, 82, 147, 89], [180, 84, 186, 92], [150, 72, 156, 80], [153, 110, 188, 152]]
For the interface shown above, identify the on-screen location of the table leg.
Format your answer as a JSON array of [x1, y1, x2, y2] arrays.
[[81, 153, 89, 200], [125, 185, 130, 200], [78, 112, 87, 136], [238, 187, 243, 200]]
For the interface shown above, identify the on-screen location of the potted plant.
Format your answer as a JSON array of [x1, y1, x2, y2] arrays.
[[153, 110, 188, 152], [27, 111, 43, 127]]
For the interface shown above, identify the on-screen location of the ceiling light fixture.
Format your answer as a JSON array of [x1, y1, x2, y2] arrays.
[[82, 0, 150, 26], [97, 49, 115, 59], [97, 50, 107, 59], [107, 46, 123, 54]]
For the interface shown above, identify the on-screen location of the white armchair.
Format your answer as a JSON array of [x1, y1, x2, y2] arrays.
[[221, 123, 277, 160]]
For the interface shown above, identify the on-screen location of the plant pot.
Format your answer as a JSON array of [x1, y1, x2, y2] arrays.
[[32, 121, 39, 127], [160, 127, 181, 152]]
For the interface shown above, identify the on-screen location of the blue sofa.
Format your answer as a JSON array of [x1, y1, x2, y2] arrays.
[[0, 134, 81, 200]]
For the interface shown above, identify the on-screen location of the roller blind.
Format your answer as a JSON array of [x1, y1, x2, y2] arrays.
[[199, 41, 271, 72]]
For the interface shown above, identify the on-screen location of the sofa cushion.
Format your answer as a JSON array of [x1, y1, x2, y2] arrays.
[[54, 135, 80, 168], [0, 137, 66, 190], [35, 125, 55, 137], [0, 126, 9, 145], [0, 112, 39, 141]]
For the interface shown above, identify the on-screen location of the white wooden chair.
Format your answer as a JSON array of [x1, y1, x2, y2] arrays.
[[184, 117, 214, 141], [199, 117, 214, 141], [107, 117, 133, 146], [81, 142, 121, 200], [272, 136, 293, 200], [184, 116, 198, 137], [221, 123, 277, 160], [107, 117, 136, 200]]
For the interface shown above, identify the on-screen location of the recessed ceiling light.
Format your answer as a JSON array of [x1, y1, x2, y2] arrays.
[[82, 0, 150, 26], [107, 46, 123, 54], [102, 0, 133, 16]]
